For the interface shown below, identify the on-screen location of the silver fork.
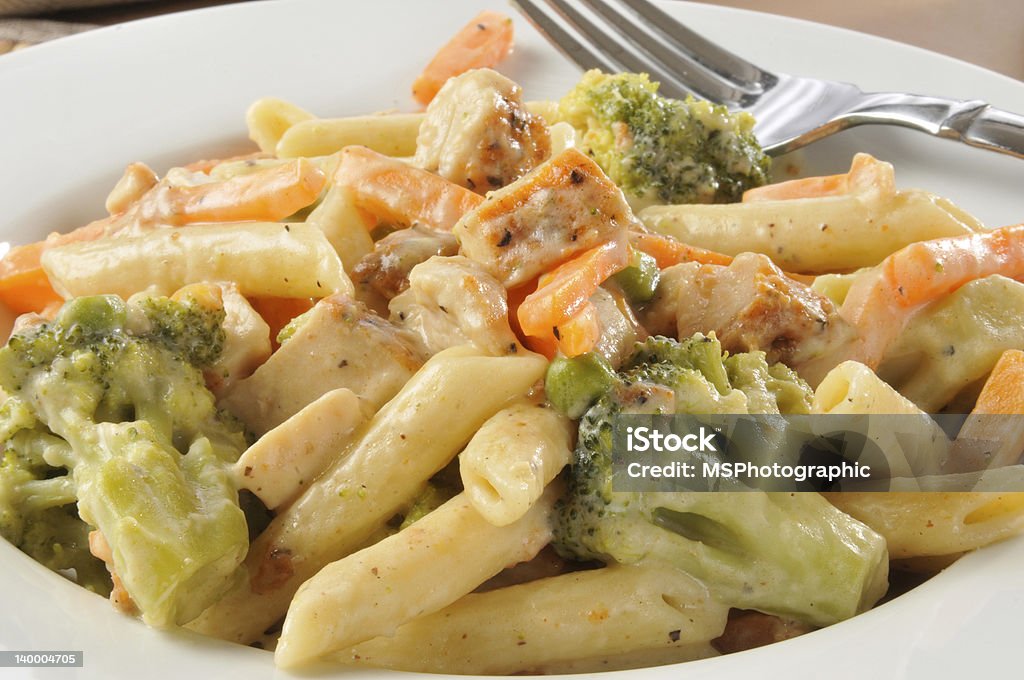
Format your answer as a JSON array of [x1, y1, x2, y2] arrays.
[[514, 0, 1024, 158]]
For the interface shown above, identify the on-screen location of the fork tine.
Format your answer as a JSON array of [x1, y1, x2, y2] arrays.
[[515, 0, 622, 75], [579, 0, 750, 103], [611, 0, 772, 92], [542, 0, 733, 102]]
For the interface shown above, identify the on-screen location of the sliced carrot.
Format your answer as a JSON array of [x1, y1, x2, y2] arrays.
[[334, 146, 483, 231], [971, 350, 1024, 415], [509, 280, 599, 358], [517, 239, 629, 342], [552, 301, 601, 357], [140, 158, 325, 225], [742, 153, 894, 202], [0, 218, 112, 314], [629, 231, 732, 269], [0, 243, 62, 314], [840, 223, 1024, 365], [412, 10, 514, 107]]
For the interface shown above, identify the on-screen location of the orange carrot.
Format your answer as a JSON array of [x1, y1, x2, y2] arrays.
[[140, 158, 325, 225], [628, 231, 732, 269], [517, 239, 629, 344], [742, 153, 894, 202], [510, 283, 599, 359], [0, 219, 112, 314], [552, 301, 601, 357], [334, 146, 483, 231], [841, 223, 1024, 365], [412, 10, 514, 107], [0, 242, 62, 314], [972, 350, 1024, 415]]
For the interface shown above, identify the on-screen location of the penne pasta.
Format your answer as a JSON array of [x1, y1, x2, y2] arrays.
[[246, 96, 315, 154], [459, 401, 572, 526], [639, 190, 981, 274], [274, 101, 558, 160], [813, 360, 947, 480], [335, 563, 729, 675], [41, 222, 351, 300], [303, 184, 375, 272], [188, 345, 548, 644], [825, 491, 1024, 559], [276, 486, 558, 667], [277, 113, 426, 159]]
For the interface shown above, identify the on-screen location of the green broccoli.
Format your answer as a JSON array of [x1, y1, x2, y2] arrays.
[[551, 334, 889, 627], [559, 70, 770, 205], [0, 294, 249, 628]]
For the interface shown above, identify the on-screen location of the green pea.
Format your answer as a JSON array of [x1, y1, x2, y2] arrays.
[[545, 352, 616, 419], [612, 249, 660, 302]]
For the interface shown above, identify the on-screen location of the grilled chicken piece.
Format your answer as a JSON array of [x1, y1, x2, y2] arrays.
[[415, 69, 550, 193], [352, 225, 459, 300], [390, 255, 520, 356], [221, 295, 423, 435], [644, 252, 852, 370], [454, 148, 638, 287]]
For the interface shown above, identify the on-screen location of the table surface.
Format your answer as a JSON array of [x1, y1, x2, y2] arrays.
[[1, 0, 1021, 82]]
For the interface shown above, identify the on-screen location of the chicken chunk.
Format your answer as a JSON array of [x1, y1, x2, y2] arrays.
[[454, 147, 638, 287], [221, 295, 423, 435], [352, 225, 460, 300], [205, 282, 271, 396], [414, 68, 550, 192], [644, 252, 853, 371], [390, 255, 520, 356]]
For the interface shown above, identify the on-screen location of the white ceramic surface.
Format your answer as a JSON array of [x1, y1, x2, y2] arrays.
[[1, 1, 1023, 678]]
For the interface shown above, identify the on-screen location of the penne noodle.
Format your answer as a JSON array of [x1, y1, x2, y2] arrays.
[[246, 96, 315, 154], [459, 401, 572, 526], [639, 190, 981, 274], [41, 222, 351, 300], [274, 101, 559, 160], [304, 184, 375, 272], [276, 486, 558, 667], [813, 359, 947, 480], [826, 491, 1024, 559], [335, 563, 729, 675], [277, 113, 426, 159], [188, 345, 548, 644]]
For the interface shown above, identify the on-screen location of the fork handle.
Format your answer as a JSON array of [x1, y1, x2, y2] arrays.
[[850, 93, 1024, 159], [958, 106, 1024, 159]]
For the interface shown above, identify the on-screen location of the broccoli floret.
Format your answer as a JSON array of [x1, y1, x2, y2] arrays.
[[0, 397, 110, 593], [0, 294, 249, 627], [559, 70, 770, 205], [552, 334, 888, 627], [130, 294, 226, 367]]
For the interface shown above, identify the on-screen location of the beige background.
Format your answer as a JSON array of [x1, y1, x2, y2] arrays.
[[2, 0, 1023, 81], [693, 0, 1024, 81]]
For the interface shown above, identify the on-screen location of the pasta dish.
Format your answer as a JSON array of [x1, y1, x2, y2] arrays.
[[1, 8, 1023, 675]]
